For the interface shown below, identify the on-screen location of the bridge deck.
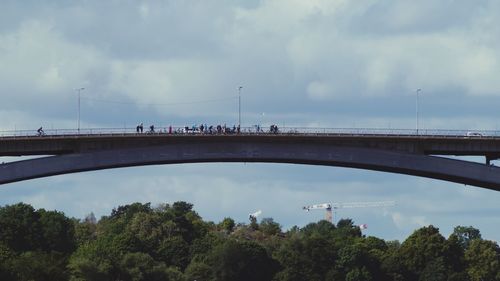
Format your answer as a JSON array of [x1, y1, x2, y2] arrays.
[[1, 132, 500, 158]]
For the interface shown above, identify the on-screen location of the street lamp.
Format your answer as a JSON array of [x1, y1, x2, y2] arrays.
[[238, 86, 242, 127], [416, 88, 421, 135], [76, 87, 85, 134]]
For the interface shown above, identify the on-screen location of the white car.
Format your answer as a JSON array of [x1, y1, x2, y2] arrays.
[[466, 132, 482, 137]]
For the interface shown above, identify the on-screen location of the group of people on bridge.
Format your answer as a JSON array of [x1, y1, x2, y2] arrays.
[[135, 123, 280, 135], [34, 123, 279, 137]]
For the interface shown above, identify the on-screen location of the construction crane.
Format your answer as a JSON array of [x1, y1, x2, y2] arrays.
[[303, 203, 334, 222], [302, 201, 395, 223]]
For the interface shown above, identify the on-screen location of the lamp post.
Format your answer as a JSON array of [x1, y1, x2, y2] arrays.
[[238, 86, 242, 127], [77, 87, 85, 134], [416, 88, 421, 135]]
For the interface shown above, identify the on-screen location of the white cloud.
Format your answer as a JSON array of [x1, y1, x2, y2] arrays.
[[306, 80, 333, 100], [107, 59, 228, 115], [234, 0, 346, 35], [391, 212, 430, 230], [2, 1, 500, 243], [138, 3, 150, 19], [0, 20, 107, 108]]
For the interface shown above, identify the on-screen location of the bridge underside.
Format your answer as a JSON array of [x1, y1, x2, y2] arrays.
[[1, 142, 500, 191]]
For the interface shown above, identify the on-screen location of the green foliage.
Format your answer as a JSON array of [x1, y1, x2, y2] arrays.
[[465, 239, 500, 281], [74, 219, 97, 246], [38, 209, 76, 253], [445, 233, 467, 275], [0, 203, 76, 280], [452, 225, 482, 250], [189, 232, 225, 259], [345, 266, 372, 281], [8, 251, 70, 281], [274, 234, 336, 280], [119, 252, 172, 281], [417, 257, 447, 281], [218, 217, 235, 233], [364, 236, 389, 252], [250, 216, 259, 230], [209, 239, 280, 281], [0, 201, 498, 281], [0, 203, 41, 252], [156, 236, 191, 269], [301, 220, 336, 238], [68, 236, 121, 280], [184, 261, 213, 281], [380, 240, 407, 281], [110, 202, 152, 220], [335, 218, 362, 238], [399, 225, 448, 276], [260, 217, 282, 236], [164, 266, 186, 281]]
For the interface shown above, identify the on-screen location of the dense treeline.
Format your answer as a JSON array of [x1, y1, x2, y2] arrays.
[[0, 202, 499, 281]]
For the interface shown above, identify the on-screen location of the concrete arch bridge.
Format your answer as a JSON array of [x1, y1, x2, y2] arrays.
[[1, 128, 500, 191]]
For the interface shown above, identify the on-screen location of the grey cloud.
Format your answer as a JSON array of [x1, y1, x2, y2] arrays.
[[343, 0, 492, 35], [2, 0, 500, 243], [52, 1, 238, 60]]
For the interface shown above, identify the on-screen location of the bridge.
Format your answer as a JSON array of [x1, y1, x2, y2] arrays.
[[1, 127, 500, 191]]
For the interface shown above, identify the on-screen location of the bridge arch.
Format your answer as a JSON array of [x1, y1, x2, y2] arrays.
[[1, 141, 500, 191]]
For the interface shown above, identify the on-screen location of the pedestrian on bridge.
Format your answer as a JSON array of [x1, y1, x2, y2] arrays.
[[136, 123, 143, 133]]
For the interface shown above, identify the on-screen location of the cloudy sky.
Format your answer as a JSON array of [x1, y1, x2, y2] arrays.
[[1, 0, 500, 242]]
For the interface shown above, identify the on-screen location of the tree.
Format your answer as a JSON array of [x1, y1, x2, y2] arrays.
[[38, 209, 76, 253], [156, 236, 190, 270], [126, 211, 163, 253], [0, 203, 41, 252], [119, 252, 173, 281], [335, 239, 386, 281], [189, 232, 225, 259], [218, 217, 235, 233], [0, 204, 78, 280], [2, 200, 500, 281], [301, 220, 336, 238], [74, 219, 97, 246], [0, 242, 15, 280], [345, 266, 372, 281], [110, 203, 152, 220], [399, 225, 448, 278], [249, 216, 259, 230], [452, 226, 482, 250], [465, 239, 500, 281], [209, 239, 280, 281], [260, 218, 282, 236], [445, 233, 467, 278], [335, 219, 362, 238], [397, 225, 472, 281], [8, 251, 70, 281], [120, 252, 156, 281], [68, 237, 122, 281], [159, 201, 208, 244], [85, 212, 97, 224], [99, 203, 153, 238], [184, 261, 213, 281], [274, 234, 336, 281], [417, 257, 447, 281]]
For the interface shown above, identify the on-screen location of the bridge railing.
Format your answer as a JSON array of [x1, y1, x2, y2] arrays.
[[283, 127, 500, 137], [1, 126, 500, 138]]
